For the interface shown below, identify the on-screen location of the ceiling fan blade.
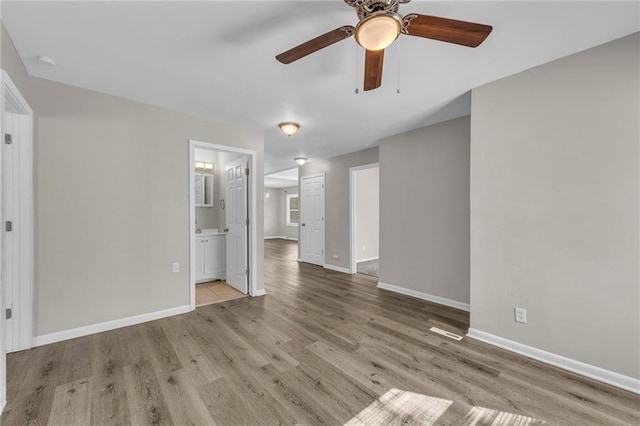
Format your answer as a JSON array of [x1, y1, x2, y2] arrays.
[[276, 26, 355, 64], [403, 14, 492, 47], [363, 49, 384, 91]]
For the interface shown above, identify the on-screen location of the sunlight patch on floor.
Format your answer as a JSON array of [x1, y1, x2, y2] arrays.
[[345, 389, 452, 425], [346, 389, 546, 425]]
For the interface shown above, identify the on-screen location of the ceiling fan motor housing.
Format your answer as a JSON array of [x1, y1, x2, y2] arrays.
[[344, 0, 411, 20]]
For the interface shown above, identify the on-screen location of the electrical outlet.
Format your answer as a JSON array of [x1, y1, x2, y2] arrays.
[[514, 307, 527, 323], [172, 262, 180, 273], [332, 254, 339, 260]]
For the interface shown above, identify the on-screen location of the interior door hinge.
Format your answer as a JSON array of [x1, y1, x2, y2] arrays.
[[5, 221, 12, 232], [245, 168, 250, 176], [245, 218, 249, 225], [245, 268, 250, 276], [4, 133, 12, 145], [5, 308, 12, 320]]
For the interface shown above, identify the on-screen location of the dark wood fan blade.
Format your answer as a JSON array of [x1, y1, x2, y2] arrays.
[[403, 14, 492, 47], [363, 49, 384, 91], [276, 26, 355, 64]]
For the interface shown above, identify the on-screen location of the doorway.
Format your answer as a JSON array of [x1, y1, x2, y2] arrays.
[[188, 140, 258, 310], [1, 71, 34, 412], [300, 174, 325, 266], [350, 163, 379, 277]]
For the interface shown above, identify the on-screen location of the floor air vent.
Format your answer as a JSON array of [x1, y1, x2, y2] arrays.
[[429, 327, 463, 341]]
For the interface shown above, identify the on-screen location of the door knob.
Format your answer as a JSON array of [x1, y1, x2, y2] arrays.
[[301, 223, 306, 227], [223, 228, 229, 232]]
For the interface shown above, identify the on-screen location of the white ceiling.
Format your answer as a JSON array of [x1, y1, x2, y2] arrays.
[[265, 167, 299, 188], [3, 1, 638, 174]]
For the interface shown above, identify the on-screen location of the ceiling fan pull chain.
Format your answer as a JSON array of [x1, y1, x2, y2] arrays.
[[354, 42, 360, 94], [396, 39, 401, 94]]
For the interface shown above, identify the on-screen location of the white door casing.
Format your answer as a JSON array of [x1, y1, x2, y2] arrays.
[[1, 70, 34, 413], [188, 140, 259, 310], [300, 174, 325, 266], [225, 157, 248, 293], [349, 163, 379, 274]]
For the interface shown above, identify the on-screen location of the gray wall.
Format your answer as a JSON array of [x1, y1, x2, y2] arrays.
[[379, 116, 470, 305], [470, 33, 639, 379], [264, 187, 280, 238], [355, 166, 379, 262], [300, 147, 379, 268], [263, 186, 299, 240], [1, 26, 265, 336]]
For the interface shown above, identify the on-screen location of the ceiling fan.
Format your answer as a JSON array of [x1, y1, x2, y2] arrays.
[[276, 0, 492, 91]]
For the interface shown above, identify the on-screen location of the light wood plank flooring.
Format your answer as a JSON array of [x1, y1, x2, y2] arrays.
[[196, 280, 246, 307], [2, 239, 638, 425]]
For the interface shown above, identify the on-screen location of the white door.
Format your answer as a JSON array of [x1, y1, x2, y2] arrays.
[[225, 157, 248, 293], [300, 174, 325, 266]]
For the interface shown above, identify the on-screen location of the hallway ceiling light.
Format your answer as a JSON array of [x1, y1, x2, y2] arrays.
[[294, 157, 307, 166], [36, 55, 56, 67], [279, 122, 300, 137]]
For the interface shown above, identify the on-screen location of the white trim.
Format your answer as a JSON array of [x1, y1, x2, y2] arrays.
[[377, 281, 470, 312], [1, 70, 34, 353], [466, 328, 640, 395], [323, 263, 353, 274], [285, 192, 299, 227], [189, 140, 260, 308], [349, 163, 379, 275], [33, 305, 191, 347], [253, 289, 266, 297], [264, 236, 298, 241], [356, 256, 379, 263]]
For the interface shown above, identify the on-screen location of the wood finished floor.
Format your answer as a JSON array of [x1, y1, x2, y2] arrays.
[[2, 239, 638, 425]]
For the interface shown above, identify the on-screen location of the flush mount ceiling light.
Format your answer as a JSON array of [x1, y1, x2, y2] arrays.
[[294, 157, 307, 166], [36, 55, 56, 67], [355, 11, 402, 51], [279, 122, 300, 137]]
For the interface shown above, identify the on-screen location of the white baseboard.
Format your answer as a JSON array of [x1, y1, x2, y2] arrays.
[[466, 328, 640, 395], [323, 263, 353, 274], [265, 236, 298, 241], [376, 281, 470, 312], [356, 256, 379, 263], [33, 305, 191, 347], [253, 288, 267, 297], [0, 398, 5, 416]]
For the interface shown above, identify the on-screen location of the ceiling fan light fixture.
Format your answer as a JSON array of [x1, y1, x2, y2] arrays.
[[279, 122, 300, 137], [355, 12, 402, 51]]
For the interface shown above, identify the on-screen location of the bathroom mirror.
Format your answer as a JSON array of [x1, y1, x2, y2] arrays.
[[195, 172, 214, 207]]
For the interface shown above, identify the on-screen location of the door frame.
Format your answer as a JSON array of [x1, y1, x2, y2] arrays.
[[299, 173, 325, 266], [349, 162, 379, 274], [0, 70, 34, 412], [188, 140, 258, 310]]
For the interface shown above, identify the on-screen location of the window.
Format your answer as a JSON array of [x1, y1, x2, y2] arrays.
[[286, 193, 299, 226]]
